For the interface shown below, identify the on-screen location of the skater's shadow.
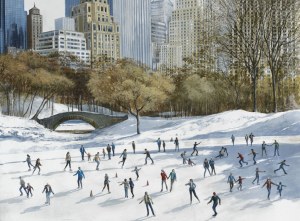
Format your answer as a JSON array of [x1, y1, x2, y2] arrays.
[[76, 196, 95, 204], [98, 197, 125, 207], [133, 216, 153, 221], [54, 189, 81, 198], [151, 191, 169, 198], [43, 171, 65, 176], [0, 196, 26, 204], [21, 205, 46, 214], [11, 174, 32, 180], [165, 203, 191, 214]]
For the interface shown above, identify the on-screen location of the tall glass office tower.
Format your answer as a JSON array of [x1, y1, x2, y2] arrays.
[[0, 0, 27, 53], [113, 0, 152, 68], [65, 0, 80, 17]]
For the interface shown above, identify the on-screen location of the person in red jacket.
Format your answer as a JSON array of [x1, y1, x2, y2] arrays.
[[160, 170, 168, 192], [236, 176, 245, 191], [237, 153, 248, 167], [262, 178, 277, 200]]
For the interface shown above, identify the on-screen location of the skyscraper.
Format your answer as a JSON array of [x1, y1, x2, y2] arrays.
[[114, 0, 152, 68], [55, 17, 75, 31], [151, 0, 174, 69], [0, 0, 27, 53], [65, 0, 80, 17], [27, 4, 43, 50], [72, 0, 120, 63], [158, 0, 216, 70]]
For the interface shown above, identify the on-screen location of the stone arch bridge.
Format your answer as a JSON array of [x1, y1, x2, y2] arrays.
[[37, 112, 128, 130]]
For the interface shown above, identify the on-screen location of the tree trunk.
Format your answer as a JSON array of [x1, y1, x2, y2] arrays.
[[271, 70, 277, 113], [252, 69, 258, 112], [135, 113, 140, 134]]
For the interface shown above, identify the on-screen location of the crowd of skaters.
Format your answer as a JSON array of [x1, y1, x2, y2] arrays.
[[18, 134, 290, 217]]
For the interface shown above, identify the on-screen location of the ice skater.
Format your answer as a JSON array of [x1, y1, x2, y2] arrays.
[[132, 166, 141, 180], [203, 158, 211, 178], [139, 192, 155, 217], [102, 173, 110, 193], [106, 144, 112, 160], [277, 182, 286, 198], [245, 134, 249, 146], [168, 169, 177, 192], [32, 158, 42, 175], [248, 149, 257, 165], [236, 176, 245, 191], [163, 140, 166, 152], [271, 140, 280, 156], [160, 169, 168, 192], [174, 137, 179, 152], [129, 178, 135, 198], [185, 179, 200, 204], [156, 138, 162, 152], [120, 179, 129, 198], [215, 147, 225, 159], [112, 142, 116, 156], [73, 167, 85, 189], [19, 177, 27, 196], [94, 152, 100, 170], [87, 153, 91, 161], [191, 142, 201, 156], [237, 153, 248, 167], [231, 134, 235, 146], [209, 158, 216, 175], [262, 178, 277, 200], [227, 173, 237, 192], [64, 152, 72, 171], [24, 154, 34, 171], [274, 160, 289, 175], [207, 192, 221, 217], [144, 149, 154, 165], [252, 167, 265, 185], [132, 141, 136, 154], [181, 151, 188, 164], [26, 183, 34, 198], [80, 145, 87, 160], [188, 158, 196, 166], [261, 141, 268, 157], [119, 149, 127, 168], [102, 148, 106, 159], [42, 183, 54, 205], [249, 132, 254, 146]]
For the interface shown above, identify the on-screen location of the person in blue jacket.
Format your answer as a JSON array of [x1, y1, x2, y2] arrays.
[[227, 173, 237, 192], [156, 138, 162, 152], [185, 179, 200, 204], [119, 149, 128, 168], [274, 160, 289, 175], [168, 169, 177, 192], [277, 182, 286, 198], [111, 142, 116, 156], [129, 178, 135, 198], [207, 192, 221, 217], [73, 167, 85, 189], [80, 145, 87, 161]]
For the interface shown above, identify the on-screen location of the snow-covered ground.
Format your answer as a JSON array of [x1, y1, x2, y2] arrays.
[[0, 109, 300, 221]]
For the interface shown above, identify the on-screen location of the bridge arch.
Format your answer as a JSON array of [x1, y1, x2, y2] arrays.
[[37, 112, 128, 131], [52, 115, 99, 130]]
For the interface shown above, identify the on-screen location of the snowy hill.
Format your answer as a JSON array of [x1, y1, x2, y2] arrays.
[[0, 110, 299, 221]]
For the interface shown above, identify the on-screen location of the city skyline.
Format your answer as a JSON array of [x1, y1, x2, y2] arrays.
[[24, 0, 176, 32]]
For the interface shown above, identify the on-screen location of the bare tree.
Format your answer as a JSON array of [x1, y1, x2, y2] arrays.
[[216, 0, 266, 112], [262, 0, 300, 112]]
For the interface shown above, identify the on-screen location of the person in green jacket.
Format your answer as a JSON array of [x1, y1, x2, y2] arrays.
[[139, 192, 155, 217]]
